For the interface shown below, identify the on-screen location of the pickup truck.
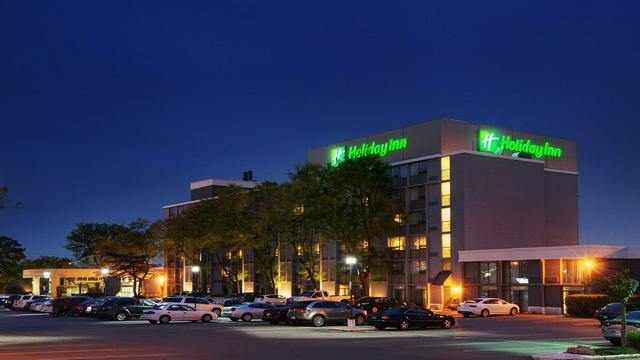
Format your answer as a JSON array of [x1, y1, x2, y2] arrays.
[[287, 290, 352, 304]]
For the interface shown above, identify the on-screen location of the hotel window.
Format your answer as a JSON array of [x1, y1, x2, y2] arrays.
[[441, 156, 450, 181], [392, 165, 408, 178], [409, 161, 428, 176], [480, 262, 497, 284], [314, 243, 320, 255], [409, 235, 427, 250], [387, 236, 406, 251], [510, 261, 529, 284], [441, 181, 451, 207], [409, 211, 425, 225], [409, 260, 427, 275], [441, 233, 451, 258], [392, 262, 404, 275], [441, 207, 451, 233]]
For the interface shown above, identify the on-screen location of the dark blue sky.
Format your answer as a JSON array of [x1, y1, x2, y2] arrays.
[[1, 1, 639, 258]]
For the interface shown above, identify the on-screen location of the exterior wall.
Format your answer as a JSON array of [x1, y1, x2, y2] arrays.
[[545, 171, 579, 246]]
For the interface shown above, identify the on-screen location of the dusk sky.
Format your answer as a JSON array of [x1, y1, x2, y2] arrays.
[[1, 1, 639, 258]]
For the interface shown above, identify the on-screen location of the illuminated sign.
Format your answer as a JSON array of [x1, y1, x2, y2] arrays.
[[478, 129, 563, 158], [329, 137, 408, 167]]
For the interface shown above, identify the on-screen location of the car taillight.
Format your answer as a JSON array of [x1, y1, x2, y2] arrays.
[[380, 316, 391, 320], [291, 308, 306, 313], [105, 306, 112, 310]]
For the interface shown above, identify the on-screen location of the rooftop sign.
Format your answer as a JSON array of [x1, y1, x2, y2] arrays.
[[478, 129, 563, 158], [329, 137, 408, 167]]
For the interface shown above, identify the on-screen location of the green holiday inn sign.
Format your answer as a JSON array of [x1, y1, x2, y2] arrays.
[[478, 129, 563, 158], [329, 137, 408, 167]]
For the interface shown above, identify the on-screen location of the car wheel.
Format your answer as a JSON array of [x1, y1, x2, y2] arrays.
[[212, 308, 221, 317], [398, 320, 410, 331], [354, 315, 365, 326], [241, 313, 253, 322], [202, 314, 212, 323], [509, 307, 518, 316], [159, 315, 171, 324], [463, 314, 470, 318], [115, 312, 129, 321], [481, 309, 490, 318], [148, 320, 157, 324], [371, 306, 379, 314], [442, 319, 452, 329], [230, 318, 239, 322], [375, 326, 386, 331], [312, 315, 326, 327]]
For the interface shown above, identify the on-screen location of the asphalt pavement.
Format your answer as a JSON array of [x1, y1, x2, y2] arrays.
[[0, 309, 610, 360]]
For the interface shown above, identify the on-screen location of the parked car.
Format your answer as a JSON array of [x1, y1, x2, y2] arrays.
[[162, 296, 224, 316], [456, 298, 519, 317], [4, 295, 22, 310], [94, 297, 157, 321], [12, 295, 41, 310], [28, 297, 51, 312], [254, 294, 288, 306], [353, 297, 414, 315], [42, 299, 54, 313], [50, 296, 92, 316], [263, 305, 293, 324], [288, 290, 351, 304], [214, 293, 262, 307], [286, 300, 367, 327], [601, 311, 640, 345], [141, 304, 218, 324], [221, 303, 275, 322], [368, 306, 455, 330], [596, 303, 640, 323], [0, 295, 13, 308]]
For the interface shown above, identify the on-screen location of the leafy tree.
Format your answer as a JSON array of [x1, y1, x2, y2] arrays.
[[21, 256, 76, 269], [247, 182, 288, 293], [323, 156, 398, 296], [66, 223, 121, 266], [0, 236, 26, 290], [285, 164, 330, 290], [97, 219, 162, 296], [0, 186, 20, 210], [595, 270, 640, 347]]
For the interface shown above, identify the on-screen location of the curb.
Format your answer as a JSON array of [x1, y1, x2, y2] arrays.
[[532, 352, 640, 360]]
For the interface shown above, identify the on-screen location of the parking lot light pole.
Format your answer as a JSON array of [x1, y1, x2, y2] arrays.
[[345, 256, 357, 301], [192, 265, 200, 296]]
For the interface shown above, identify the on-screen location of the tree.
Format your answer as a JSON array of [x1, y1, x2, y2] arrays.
[[21, 256, 76, 269], [0, 186, 20, 211], [595, 270, 640, 347], [322, 156, 398, 296], [247, 182, 288, 293], [0, 236, 26, 290], [97, 219, 162, 296], [66, 223, 121, 266]]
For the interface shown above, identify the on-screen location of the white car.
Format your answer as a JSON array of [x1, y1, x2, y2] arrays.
[[161, 296, 224, 316], [13, 295, 44, 310], [457, 297, 520, 317], [221, 303, 275, 322], [254, 294, 288, 306], [141, 304, 219, 324]]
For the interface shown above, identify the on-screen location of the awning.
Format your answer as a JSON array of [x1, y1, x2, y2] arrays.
[[432, 270, 452, 285]]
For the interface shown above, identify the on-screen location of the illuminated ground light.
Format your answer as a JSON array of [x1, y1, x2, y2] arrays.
[[0, 335, 93, 346]]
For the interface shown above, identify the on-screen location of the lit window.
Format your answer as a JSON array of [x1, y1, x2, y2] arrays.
[[441, 157, 450, 181], [293, 205, 304, 215], [387, 236, 406, 251], [314, 243, 320, 255], [410, 235, 427, 250], [394, 214, 403, 224], [442, 233, 451, 258], [296, 245, 303, 256], [441, 207, 451, 233], [238, 249, 243, 258], [361, 240, 369, 250], [441, 182, 451, 206]]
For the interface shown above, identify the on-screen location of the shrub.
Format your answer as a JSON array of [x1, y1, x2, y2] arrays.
[[565, 294, 609, 317], [627, 332, 640, 350]]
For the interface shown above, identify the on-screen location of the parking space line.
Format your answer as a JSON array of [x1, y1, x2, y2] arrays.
[[40, 354, 178, 360], [0, 348, 138, 356], [0, 343, 106, 350]]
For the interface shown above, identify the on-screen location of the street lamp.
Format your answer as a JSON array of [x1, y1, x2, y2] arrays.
[[192, 265, 200, 295], [100, 268, 109, 275], [345, 256, 357, 300], [43, 271, 51, 279]]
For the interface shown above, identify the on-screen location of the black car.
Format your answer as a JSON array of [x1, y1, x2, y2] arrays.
[[367, 306, 455, 331], [95, 297, 157, 321], [595, 302, 640, 323], [2, 295, 21, 310], [263, 305, 293, 324], [51, 296, 92, 316], [353, 297, 415, 315]]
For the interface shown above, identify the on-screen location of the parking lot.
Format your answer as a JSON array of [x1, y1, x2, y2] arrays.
[[0, 309, 610, 360]]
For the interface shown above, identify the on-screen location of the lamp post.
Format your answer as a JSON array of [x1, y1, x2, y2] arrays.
[[345, 256, 357, 301], [192, 265, 200, 295]]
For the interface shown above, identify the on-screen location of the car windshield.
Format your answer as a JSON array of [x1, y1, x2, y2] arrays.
[[300, 291, 315, 297], [292, 301, 313, 309]]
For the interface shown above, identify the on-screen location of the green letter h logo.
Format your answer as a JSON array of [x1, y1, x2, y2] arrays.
[[330, 146, 346, 167]]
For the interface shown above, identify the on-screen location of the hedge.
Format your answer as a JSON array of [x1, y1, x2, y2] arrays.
[[565, 294, 640, 318]]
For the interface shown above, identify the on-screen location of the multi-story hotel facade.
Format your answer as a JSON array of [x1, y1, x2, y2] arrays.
[[163, 118, 638, 313]]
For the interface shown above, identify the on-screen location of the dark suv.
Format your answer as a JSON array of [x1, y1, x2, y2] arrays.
[[353, 297, 415, 315], [51, 296, 92, 316], [95, 297, 157, 321]]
